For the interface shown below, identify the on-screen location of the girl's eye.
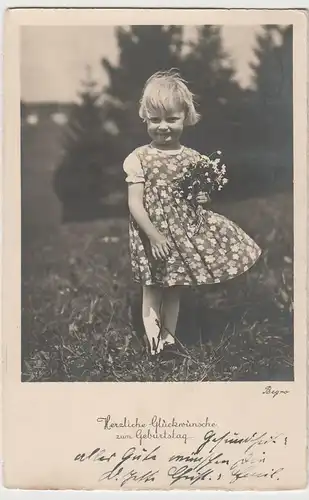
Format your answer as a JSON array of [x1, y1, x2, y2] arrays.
[[149, 116, 179, 124]]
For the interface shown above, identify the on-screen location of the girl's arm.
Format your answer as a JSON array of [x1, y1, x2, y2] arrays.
[[128, 183, 171, 260]]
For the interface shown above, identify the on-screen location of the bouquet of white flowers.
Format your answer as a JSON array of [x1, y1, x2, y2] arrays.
[[173, 150, 228, 209], [173, 151, 228, 234]]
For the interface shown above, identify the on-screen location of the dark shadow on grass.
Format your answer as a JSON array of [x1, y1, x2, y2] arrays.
[[60, 199, 128, 223], [126, 280, 294, 382], [57, 183, 293, 223]]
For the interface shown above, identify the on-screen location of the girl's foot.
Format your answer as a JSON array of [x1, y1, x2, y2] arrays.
[[161, 332, 175, 345], [149, 337, 164, 357], [159, 342, 185, 360]]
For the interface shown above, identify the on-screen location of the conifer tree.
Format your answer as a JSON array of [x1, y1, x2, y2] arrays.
[[181, 25, 241, 153], [251, 25, 292, 140], [53, 65, 115, 220], [102, 26, 185, 156], [249, 25, 293, 190]]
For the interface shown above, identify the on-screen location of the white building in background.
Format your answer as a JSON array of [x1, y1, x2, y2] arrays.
[[51, 112, 68, 125], [21, 102, 74, 127], [26, 113, 39, 125]]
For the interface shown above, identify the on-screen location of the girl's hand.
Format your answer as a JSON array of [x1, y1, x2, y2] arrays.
[[196, 191, 210, 205], [150, 232, 172, 260]]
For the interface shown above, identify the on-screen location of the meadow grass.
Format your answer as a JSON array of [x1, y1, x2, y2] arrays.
[[22, 190, 293, 382]]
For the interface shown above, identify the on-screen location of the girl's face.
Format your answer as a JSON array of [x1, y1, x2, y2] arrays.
[[146, 107, 185, 149]]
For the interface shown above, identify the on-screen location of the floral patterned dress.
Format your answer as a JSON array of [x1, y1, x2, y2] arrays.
[[123, 144, 262, 287]]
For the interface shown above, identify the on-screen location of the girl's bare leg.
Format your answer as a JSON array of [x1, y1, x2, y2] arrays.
[[161, 286, 181, 345], [142, 285, 164, 354]]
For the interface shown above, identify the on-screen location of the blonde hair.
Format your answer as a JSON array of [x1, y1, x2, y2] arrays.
[[139, 69, 200, 126]]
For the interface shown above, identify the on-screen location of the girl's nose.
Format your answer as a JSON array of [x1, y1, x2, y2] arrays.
[[158, 121, 169, 130]]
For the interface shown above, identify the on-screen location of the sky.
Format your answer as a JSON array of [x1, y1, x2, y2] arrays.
[[21, 25, 265, 103]]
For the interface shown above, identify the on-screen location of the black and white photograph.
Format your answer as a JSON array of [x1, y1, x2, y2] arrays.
[[3, 8, 308, 492], [21, 22, 293, 383]]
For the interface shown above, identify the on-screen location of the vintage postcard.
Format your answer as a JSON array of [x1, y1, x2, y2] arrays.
[[2, 7, 308, 491]]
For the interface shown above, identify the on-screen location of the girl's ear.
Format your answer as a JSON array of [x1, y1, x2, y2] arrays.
[[183, 115, 192, 126], [184, 105, 201, 126]]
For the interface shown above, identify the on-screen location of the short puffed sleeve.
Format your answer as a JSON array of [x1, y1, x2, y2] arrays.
[[123, 151, 145, 183]]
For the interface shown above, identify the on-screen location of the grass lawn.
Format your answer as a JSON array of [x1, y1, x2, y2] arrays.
[[22, 194, 293, 382]]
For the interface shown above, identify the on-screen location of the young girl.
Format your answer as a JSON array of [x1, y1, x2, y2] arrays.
[[123, 70, 262, 357]]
